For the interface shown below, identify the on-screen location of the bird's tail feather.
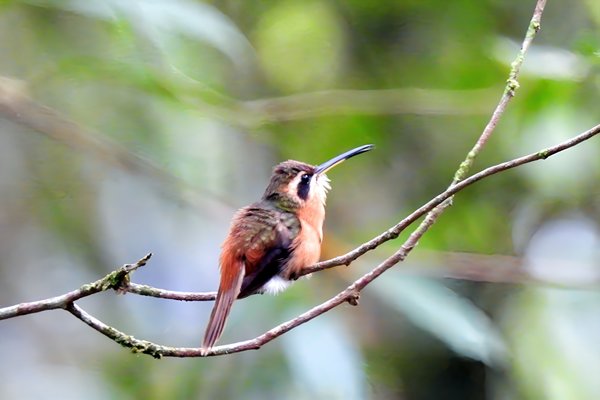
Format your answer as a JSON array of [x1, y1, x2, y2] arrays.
[[201, 261, 244, 355]]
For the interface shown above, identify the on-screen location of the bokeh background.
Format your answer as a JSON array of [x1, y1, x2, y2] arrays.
[[1, 1, 599, 399]]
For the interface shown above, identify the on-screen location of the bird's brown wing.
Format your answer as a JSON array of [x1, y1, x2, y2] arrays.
[[238, 229, 292, 298], [201, 206, 299, 352], [237, 206, 299, 298]]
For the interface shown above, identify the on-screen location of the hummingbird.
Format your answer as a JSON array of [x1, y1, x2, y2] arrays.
[[201, 144, 374, 353]]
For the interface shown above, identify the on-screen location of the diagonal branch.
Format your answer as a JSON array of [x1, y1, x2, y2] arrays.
[[0, 0, 579, 359], [453, 0, 546, 183], [1, 121, 596, 357], [308, 0, 548, 275], [117, 121, 600, 299], [63, 116, 600, 357]]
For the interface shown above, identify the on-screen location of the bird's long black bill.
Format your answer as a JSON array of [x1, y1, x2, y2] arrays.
[[314, 144, 374, 175]]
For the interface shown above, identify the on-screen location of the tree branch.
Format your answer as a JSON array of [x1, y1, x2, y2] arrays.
[[453, 0, 546, 183], [1, 121, 596, 356], [307, 0, 549, 277], [0, 253, 151, 320], [125, 283, 216, 301], [1, 0, 580, 359]]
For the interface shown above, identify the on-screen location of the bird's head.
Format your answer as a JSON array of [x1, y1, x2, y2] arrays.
[[263, 144, 374, 212]]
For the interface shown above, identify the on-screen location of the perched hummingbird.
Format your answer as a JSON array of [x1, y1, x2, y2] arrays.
[[201, 144, 374, 353]]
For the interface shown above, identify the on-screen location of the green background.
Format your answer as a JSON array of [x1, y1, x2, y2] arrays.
[[0, 0, 599, 399]]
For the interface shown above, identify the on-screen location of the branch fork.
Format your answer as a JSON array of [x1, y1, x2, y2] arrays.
[[2, 118, 598, 356], [4, 0, 597, 360]]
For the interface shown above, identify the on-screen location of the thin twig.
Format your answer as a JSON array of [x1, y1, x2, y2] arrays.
[[66, 302, 171, 359], [126, 283, 216, 301], [306, 129, 596, 276], [0, 254, 151, 320], [453, 0, 547, 183], [308, 0, 549, 275]]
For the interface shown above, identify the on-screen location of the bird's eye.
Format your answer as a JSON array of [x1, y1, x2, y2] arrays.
[[297, 174, 312, 200]]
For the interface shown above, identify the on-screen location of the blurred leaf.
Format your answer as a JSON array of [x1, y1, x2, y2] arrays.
[[507, 215, 600, 399], [254, 1, 345, 92], [523, 215, 600, 284], [492, 37, 591, 81], [30, 55, 233, 107], [27, 0, 254, 69], [371, 273, 507, 365], [505, 288, 600, 400], [516, 107, 599, 200]]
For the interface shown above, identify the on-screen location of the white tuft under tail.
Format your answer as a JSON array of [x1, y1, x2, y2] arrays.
[[263, 276, 292, 295]]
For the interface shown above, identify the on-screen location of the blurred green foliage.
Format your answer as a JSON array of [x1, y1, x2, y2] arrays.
[[0, 0, 599, 399]]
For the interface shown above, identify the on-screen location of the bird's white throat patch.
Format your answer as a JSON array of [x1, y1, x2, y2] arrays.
[[313, 174, 331, 206]]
